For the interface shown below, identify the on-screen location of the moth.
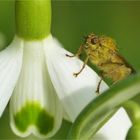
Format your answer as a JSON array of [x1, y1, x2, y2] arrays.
[[66, 33, 135, 93]]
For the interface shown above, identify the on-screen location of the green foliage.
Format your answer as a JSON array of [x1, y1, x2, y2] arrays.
[[68, 74, 140, 139], [126, 125, 140, 140], [1, 1, 140, 139]]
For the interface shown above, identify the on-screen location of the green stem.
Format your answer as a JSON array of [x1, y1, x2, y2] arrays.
[[68, 73, 140, 140], [102, 73, 140, 129], [123, 100, 140, 124], [15, 0, 51, 40], [126, 124, 140, 139], [123, 100, 140, 139]]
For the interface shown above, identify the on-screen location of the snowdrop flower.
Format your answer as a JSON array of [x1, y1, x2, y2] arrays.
[[0, 0, 108, 138], [0, 0, 131, 139]]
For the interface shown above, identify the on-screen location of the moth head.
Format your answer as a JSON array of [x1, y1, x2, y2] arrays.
[[84, 33, 100, 50]]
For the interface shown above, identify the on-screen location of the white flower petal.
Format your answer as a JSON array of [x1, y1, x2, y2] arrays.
[[0, 36, 23, 117], [94, 108, 131, 140], [44, 35, 108, 122], [10, 40, 63, 138]]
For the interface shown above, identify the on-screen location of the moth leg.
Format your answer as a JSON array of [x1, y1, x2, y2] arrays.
[[96, 78, 103, 94], [66, 45, 83, 58], [73, 56, 89, 77]]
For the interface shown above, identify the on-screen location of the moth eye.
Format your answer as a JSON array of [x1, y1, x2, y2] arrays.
[[91, 37, 98, 45]]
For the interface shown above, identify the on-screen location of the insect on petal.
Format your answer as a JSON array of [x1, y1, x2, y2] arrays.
[[0, 36, 23, 117], [44, 35, 108, 122]]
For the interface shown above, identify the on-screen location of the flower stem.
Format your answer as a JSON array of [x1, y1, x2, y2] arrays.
[[123, 100, 140, 124], [15, 0, 51, 40], [68, 73, 140, 139], [123, 100, 140, 139]]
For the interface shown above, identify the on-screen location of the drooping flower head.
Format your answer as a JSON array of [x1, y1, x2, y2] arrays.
[[0, 0, 108, 138]]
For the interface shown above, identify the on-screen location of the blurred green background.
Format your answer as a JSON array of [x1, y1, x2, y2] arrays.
[[0, 0, 140, 139]]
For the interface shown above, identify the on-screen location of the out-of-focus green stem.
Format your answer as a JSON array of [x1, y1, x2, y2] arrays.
[[126, 124, 140, 139], [68, 73, 140, 140], [123, 100, 140, 124], [123, 100, 140, 139]]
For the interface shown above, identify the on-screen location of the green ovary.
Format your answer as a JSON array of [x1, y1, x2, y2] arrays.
[[14, 102, 54, 135]]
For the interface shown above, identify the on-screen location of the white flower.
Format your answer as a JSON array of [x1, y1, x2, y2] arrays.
[[0, 34, 108, 138], [94, 108, 132, 140]]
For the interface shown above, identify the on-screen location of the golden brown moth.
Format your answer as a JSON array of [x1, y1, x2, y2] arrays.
[[66, 33, 135, 93]]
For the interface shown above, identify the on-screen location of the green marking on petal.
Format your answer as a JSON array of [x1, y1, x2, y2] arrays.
[[36, 109, 54, 134], [14, 102, 54, 135]]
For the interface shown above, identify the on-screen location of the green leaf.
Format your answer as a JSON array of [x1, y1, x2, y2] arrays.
[[68, 73, 140, 140]]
